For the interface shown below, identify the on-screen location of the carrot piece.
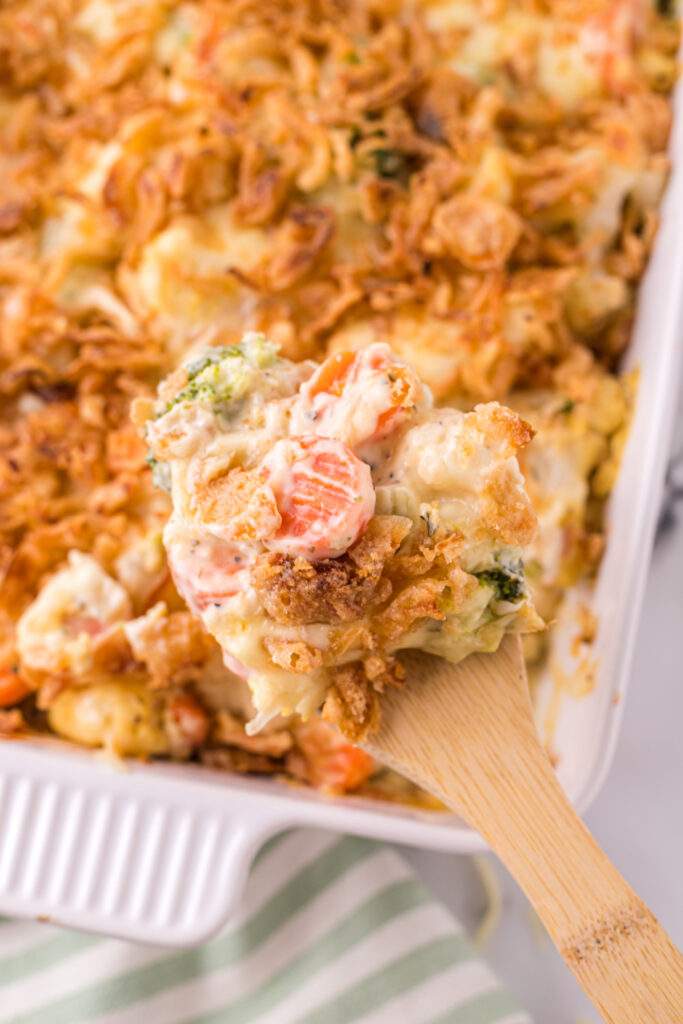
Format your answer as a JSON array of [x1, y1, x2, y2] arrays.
[[306, 350, 356, 399], [0, 670, 31, 709], [294, 720, 375, 793], [262, 436, 375, 560], [292, 343, 422, 449], [169, 534, 250, 613]]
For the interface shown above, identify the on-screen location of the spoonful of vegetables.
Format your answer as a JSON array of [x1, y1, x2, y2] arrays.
[[135, 334, 541, 736]]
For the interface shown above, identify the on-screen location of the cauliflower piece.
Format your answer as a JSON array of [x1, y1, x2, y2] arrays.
[[17, 552, 132, 678], [49, 680, 169, 756]]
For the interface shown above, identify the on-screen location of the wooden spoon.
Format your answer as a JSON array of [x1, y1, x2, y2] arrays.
[[364, 635, 683, 1024]]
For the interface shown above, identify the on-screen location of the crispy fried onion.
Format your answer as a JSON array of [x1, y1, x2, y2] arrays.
[[252, 515, 412, 625]]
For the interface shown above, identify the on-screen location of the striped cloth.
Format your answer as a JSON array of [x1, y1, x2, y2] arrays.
[[0, 830, 531, 1024]]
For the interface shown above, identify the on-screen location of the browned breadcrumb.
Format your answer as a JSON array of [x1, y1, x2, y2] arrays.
[[253, 515, 411, 625], [474, 403, 536, 453], [263, 637, 323, 674], [266, 206, 336, 291], [362, 653, 406, 692], [432, 195, 523, 271], [348, 515, 413, 573], [322, 662, 381, 741], [375, 577, 449, 642], [0, 293, 169, 621], [482, 468, 539, 548], [328, 620, 376, 659]]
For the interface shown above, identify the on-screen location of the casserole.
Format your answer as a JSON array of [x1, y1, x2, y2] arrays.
[[1, 121, 682, 940], [1, 2, 682, 945]]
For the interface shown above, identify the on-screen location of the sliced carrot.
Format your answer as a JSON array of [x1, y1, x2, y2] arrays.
[[169, 534, 250, 613], [347, 344, 418, 437], [293, 343, 423, 449], [305, 350, 356, 400], [374, 369, 416, 435], [0, 670, 31, 709], [294, 720, 375, 793], [262, 436, 375, 560]]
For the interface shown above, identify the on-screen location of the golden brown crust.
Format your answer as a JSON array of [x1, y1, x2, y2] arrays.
[[321, 652, 405, 741], [262, 637, 323, 675], [482, 469, 539, 548], [432, 195, 523, 271], [375, 577, 449, 643], [252, 515, 411, 626], [0, 293, 169, 619], [266, 207, 336, 292], [0, 0, 676, 792], [322, 662, 381, 742], [0, 0, 675, 394]]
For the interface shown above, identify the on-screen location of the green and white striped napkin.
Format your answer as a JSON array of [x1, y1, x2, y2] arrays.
[[0, 830, 531, 1024]]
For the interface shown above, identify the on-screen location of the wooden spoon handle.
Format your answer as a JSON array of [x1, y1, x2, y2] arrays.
[[374, 643, 683, 1023], [459, 735, 683, 1024]]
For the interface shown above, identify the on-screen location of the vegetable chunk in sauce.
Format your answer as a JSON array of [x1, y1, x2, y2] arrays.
[[141, 333, 541, 737]]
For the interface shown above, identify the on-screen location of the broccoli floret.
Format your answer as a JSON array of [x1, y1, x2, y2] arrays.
[[475, 566, 525, 604], [163, 333, 278, 414]]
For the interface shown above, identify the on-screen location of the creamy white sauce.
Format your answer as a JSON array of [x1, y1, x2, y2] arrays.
[[150, 340, 536, 729]]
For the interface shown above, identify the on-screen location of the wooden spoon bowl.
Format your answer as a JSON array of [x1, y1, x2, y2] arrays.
[[364, 636, 683, 1024]]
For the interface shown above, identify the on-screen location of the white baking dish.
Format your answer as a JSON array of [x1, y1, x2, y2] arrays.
[[1, 81, 682, 948]]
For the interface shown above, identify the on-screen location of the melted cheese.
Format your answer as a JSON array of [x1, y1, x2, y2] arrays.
[[123, 204, 269, 353]]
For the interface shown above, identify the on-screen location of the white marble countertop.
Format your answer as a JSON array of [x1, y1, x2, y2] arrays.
[[398, 397, 683, 1023]]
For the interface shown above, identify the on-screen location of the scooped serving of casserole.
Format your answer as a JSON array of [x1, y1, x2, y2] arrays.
[[138, 334, 540, 737], [0, 0, 678, 802]]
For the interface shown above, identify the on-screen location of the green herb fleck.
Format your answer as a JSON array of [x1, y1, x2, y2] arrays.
[[146, 454, 171, 494], [557, 398, 575, 415], [475, 567, 525, 604], [345, 50, 361, 64], [371, 148, 409, 182]]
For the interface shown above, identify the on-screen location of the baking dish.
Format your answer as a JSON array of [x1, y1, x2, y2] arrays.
[[1, 72, 683, 951]]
